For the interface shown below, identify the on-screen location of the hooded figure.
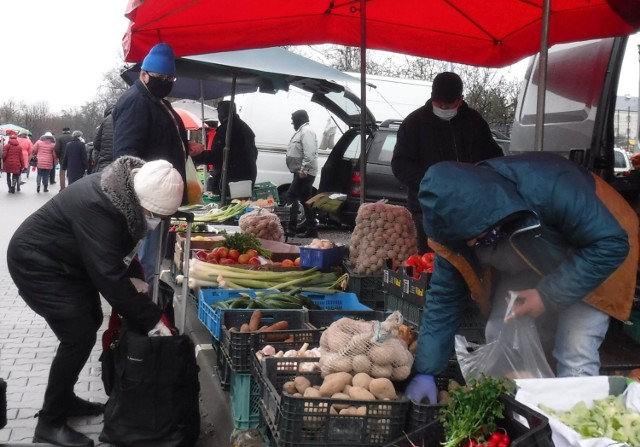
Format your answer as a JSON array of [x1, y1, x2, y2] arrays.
[[405, 153, 638, 404], [3, 134, 26, 192], [61, 131, 88, 185]]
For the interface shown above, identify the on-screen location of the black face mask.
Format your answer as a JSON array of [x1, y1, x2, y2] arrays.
[[145, 76, 174, 98]]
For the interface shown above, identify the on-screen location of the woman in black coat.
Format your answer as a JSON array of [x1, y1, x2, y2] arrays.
[[7, 156, 184, 447]]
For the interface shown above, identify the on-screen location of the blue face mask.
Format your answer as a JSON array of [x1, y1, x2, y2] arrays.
[[433, 105, 458, 121]]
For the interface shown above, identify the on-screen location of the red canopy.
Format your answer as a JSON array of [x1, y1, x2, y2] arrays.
[[123, 0, 639, 68], [174, 107, 208, 131]]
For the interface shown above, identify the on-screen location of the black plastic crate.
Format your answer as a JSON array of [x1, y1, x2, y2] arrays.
[[385, 394, 554, 447], [385, 292, 422, 328], [213, 341, 231, 390], [250, 328, 323, 387], [306, 309, 386, 329], [221, 310, 309, 373], [345, 263, 386, 311], [261, 358, 410, 446]]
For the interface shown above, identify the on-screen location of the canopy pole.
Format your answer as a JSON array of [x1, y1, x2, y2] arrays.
[[200, 80, 206, 146], [359, 0, 367, 205], [533, 0, 551, 151], [220, 75, 237, 206]]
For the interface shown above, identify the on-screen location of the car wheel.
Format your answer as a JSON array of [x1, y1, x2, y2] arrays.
[[277, 187, 307, 229]]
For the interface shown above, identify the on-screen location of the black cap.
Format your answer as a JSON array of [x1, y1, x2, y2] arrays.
[[431, 72, 463, 103]]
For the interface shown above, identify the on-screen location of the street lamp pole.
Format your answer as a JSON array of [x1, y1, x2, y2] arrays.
[[637, 44, 639, 152]]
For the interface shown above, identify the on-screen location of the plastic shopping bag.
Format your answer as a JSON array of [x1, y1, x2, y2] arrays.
[[455, 291, 555, 382], [185, 156, 203, 205]]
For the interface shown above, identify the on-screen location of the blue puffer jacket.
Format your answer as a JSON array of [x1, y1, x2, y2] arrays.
[[414, 152, 637, 375]]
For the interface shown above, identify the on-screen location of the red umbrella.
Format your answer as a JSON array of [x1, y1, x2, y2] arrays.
[[174, 107, 209, 131], [123, 0, 639, 68]]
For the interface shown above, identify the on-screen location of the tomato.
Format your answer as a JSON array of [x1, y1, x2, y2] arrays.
[[248, 256, 261, 265], [228, 249, 241, 261], [281, 259, 295, 267], [237, 254, 250, 264], [206, 251, 218, 262], [294, 257, 301, 266], [220, 257, 235, 265], [195, 250, 208, 261], [216, 246, 229, 259], [245, 249, 259, 258], [207, 258, 218, 264]]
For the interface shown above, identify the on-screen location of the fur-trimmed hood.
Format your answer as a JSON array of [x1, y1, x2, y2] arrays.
[[100, 156, 148, 240]]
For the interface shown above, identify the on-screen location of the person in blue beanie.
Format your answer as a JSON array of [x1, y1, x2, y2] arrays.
[[112, 43, 203, 287], [405, 153, 638, 404]]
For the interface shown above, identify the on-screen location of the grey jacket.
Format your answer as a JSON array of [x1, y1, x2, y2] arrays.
[[286, 123, 318, 176]]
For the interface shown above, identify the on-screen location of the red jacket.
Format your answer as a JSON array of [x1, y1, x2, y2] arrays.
[[3, 137, 25, 174], [17, 136, 33, 168]]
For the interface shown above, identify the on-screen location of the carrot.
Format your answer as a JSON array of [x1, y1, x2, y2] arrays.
[[240, 323, 250, 333], [264, 321, 289, 332], [249, 310, 262, 332]]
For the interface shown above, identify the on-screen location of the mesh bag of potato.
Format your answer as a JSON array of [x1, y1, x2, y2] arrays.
[[239, 208, 284, 241], [319, 311, 414, 381], [348, 201, 418, 275]]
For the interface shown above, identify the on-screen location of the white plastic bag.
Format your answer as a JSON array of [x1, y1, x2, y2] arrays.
[[456, 291, 555, 382]]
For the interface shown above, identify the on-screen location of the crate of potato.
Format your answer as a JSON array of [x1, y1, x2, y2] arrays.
[[261, 357, 409, 447], [221, 309, 311, 373]]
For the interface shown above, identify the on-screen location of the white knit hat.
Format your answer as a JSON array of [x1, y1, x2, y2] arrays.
[[133, 160, 184, 216]]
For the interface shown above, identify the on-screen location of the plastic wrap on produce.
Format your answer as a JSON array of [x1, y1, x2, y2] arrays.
[[319, 311, 413, 380], [348, 201, 417, 275]]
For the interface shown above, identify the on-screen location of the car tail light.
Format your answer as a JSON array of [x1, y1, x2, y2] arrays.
[[623, 170, 631, 177], [349, 171, 361, 197]]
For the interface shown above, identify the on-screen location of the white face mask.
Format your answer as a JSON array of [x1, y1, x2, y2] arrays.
[[433, 105, 458, 121], [145, 216, 162, 232]]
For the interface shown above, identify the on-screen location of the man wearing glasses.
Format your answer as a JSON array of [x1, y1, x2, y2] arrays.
[[112, 43, 193, 286]]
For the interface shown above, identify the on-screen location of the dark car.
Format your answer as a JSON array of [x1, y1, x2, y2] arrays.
[[317, 119, 510, 227]]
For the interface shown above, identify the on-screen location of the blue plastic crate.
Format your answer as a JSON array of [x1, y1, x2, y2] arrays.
[[230, 371, 261, 429], [197, 288, 275, 340], [299, 245, 346, 269], [302, 291, 372, 311]]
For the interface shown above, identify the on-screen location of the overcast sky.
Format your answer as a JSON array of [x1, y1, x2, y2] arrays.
[[1, 1, 638, 115]]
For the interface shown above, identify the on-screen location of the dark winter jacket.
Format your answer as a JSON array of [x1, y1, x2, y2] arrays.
[[54, 130, 72, 162], [194, 115, 257, 184], [94, 105, 114, 173], [3, 137, 26, 174], [392, 100, 503, 213], [112, 79, 188, 203], [414, 153, 638, 375], [62, 138, 88, 184], [6, 156, 163, 332]]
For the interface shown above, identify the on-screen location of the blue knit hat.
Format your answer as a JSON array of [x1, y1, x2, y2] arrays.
[[141, 43, 176, 77]]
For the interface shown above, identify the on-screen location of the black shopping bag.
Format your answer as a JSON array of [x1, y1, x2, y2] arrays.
[[99, 322, 200, 447]]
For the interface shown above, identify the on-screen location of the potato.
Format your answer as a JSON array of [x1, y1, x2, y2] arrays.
[[391, 365, 411, 381], [319, 372, 352, 397], [437, 390, 452, 405], [369, 378, 396, 400], [348, 386, 376, 401], [355, 406, 368, 416], [351, 355, 372, 374], [304, 387, 321, 398], [294, 376, 312, 394], [352, 372, 373, 390], [330, 392, 351, 410], [328, 355, 352, 373], [283, 381, 297, 394], [367, 344, 393, 366], [339, 406, 357, 415], [369, 364, 393, 378]]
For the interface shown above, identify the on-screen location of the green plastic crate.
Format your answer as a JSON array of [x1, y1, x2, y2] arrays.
[[230, 371, 261, 429], [252, 181, 279, 203]]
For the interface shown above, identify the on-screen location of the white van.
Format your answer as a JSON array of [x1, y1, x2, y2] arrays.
[[510, 33, 639, 193]]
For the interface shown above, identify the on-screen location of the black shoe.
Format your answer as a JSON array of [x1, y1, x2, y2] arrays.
[[33, 420, 94, 447], [44, 187, 49, 192], [67, 396, 104, 417], [8, 187, 14, 194], [50, 181, 56, 184], [297, 229, 319, 238], [37, 186, 40, 193]]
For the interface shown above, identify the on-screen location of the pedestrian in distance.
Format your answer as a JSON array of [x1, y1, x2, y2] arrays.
[[92, 104, 115, 173], [2, 132, 26, 193], [113, 42, 202, 286], [405, 153, 638, 405], [32, 132, 58, 193], [391, 72, 503, 253], [54, 127, 72, 189], [7, 157, 183, 447], [17, 129, 33, 180], [285, 109, 319, 238], [61, 130, 88, 185]]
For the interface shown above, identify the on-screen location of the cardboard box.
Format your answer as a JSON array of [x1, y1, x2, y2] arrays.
[[175, 232, 225, 251], [382, 259, 404, 297]]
